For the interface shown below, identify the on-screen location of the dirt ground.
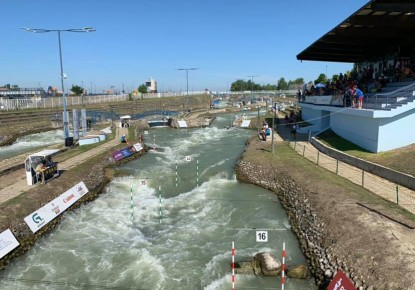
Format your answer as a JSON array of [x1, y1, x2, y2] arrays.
[[243, 139, 415, 290]]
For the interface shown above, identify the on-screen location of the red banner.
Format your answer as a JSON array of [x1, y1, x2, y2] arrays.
[[327, 270, 356, 290]]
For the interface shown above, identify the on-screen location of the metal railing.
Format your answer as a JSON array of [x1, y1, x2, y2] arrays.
[[290, 141, 415, 215], [366, 81, 415, 110], [0, 94, 128, 111]]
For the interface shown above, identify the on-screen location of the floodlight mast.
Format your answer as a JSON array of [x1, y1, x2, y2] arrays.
[[177, 67, 199, 112], [21, 27, 95, 143]]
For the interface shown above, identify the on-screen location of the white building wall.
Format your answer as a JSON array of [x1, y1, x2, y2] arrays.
[[330, 113, 379, 152], [301, 107, 324, 129], [377, 108, 415, 152]]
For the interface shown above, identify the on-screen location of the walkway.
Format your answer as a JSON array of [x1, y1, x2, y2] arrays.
[[0, 127, 127, 205], [274, 120, 415, 215]]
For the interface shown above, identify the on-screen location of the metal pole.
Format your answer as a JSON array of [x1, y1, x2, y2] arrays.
[[362, 170, 365, 187], [396, 185, 399, 204], [257, 107, 260, 132], [57, 31, 69, 139], [186, 69, 189, 111], [271, 106, 275, 154]]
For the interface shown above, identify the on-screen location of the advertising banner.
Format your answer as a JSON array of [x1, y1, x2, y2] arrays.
[[24, 182, 89, 233], [113, 146, 139, 161], [112, 150, 124, 161], [133, 143, 143, 152], [327, 269, 356, 290], [120, 146, 136, 158], [0, 229, 20, 259]]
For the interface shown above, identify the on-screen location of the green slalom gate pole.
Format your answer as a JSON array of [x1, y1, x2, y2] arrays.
[[130, 176, 134, 222], [197, 159, 199, 187], [175, 160, 178, 187], [159, 186, 162, 224]]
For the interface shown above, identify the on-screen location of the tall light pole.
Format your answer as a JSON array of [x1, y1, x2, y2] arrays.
[[247, 75, 259, 105], [21, 27, 96, 143], [177, 67, 199, 112]]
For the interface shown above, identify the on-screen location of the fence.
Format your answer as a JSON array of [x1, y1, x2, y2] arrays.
[[0, 94, 128, 111], [289, 141, 415, 215]]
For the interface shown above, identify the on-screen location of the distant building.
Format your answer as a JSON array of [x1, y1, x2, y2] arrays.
[[145, 78, 157, 93], [0, 85, 45, 98]]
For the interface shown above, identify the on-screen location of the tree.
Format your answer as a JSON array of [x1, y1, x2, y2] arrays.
[[230, 79, 247, 91], [138, 84, 148, 94], [71, 85, 84, 96], [276, 78, 288, 90], [314, 74, 327, 85]]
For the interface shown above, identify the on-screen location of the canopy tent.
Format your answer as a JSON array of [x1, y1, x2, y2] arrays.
[[297, 0, 415, 63]]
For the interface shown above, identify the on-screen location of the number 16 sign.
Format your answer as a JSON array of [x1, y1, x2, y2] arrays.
[[256, 230, 268, 242]]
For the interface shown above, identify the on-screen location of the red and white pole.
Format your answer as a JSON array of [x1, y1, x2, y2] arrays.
[[282, 242, 286, 290], [232, 241, 235, 290]]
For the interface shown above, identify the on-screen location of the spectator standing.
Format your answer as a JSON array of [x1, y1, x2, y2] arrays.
[[353, 85, 365, 109]]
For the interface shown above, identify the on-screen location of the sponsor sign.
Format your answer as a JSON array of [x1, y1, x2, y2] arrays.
[[0, 229, 20, 259], [133, 143, 143, 152], [327, 269, 356, 290], [178, 120, 187, 128], [120, 146, 136, 158], [241, 120, 251, 128], [113, 145, 140, 162], [112, 150, 124, 161], [24, 182, 89, 233]]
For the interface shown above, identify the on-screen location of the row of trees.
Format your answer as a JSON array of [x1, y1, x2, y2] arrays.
[[229, 72, 351, 92], [230, 78, 306, 91]]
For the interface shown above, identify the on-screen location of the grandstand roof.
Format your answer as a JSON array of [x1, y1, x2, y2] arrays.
[[297, 0, 415, 63]]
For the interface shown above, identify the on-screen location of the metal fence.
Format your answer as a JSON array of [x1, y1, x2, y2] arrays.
[[290, 141, 415, 214], [0, 94, 128, 111]]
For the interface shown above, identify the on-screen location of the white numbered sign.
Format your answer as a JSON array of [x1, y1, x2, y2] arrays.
[[144, 131, 149, 135], [256, 230, 268, 242], [185, 156, 192, 162]]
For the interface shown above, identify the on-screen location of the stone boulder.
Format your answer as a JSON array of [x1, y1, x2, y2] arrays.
[[254, 252, 282, 276], [287, 264, 308, 279]]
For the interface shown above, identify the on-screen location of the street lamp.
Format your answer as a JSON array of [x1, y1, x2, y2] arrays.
[[177, 67, 199, 112], [21, 27, 96, 143]]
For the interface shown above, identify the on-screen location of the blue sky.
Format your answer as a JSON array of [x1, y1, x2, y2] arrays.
[[0, 0, 367, 93]]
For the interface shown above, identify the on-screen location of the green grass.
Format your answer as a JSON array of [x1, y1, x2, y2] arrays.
[[243, 139, 415, 222], [316, 130, 415, 176]]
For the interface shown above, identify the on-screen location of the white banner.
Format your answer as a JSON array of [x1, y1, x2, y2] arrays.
[[0, 229, 20, 259], [24, 181, 89, 233], [133, 143, 143, 152]]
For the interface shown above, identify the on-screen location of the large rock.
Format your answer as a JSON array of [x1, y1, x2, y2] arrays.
[[234, 262, 254, 275], [287, 264, 308, 279], [254, 252, 282, 276]]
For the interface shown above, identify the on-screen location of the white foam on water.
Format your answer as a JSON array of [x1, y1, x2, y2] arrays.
[[0, 130, 64, 159], [0, 121, 315, 290]]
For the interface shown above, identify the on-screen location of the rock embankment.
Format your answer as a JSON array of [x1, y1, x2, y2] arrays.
[[236, 160, 353, 289], [0, 149, 146, 270]]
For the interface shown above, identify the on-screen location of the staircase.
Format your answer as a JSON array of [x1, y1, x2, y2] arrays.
[[365, 80, 415, 110]]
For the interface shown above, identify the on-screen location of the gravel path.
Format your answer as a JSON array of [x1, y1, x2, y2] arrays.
[[0, 127, 126, 204]]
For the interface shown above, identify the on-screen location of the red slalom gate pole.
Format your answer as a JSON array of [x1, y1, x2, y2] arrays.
[[282, 242, 286, 290], [232, 241, 235, 290]]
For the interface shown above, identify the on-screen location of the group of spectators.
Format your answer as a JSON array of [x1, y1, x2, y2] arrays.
[[297, 58, 415, 107]]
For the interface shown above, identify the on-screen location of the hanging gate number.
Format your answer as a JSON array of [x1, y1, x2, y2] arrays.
[[256, 230, 268, 242]]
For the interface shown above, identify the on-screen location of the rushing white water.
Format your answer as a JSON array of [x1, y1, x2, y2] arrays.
[[0, 114, 316, 290], [0, 130, 64, 159]]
